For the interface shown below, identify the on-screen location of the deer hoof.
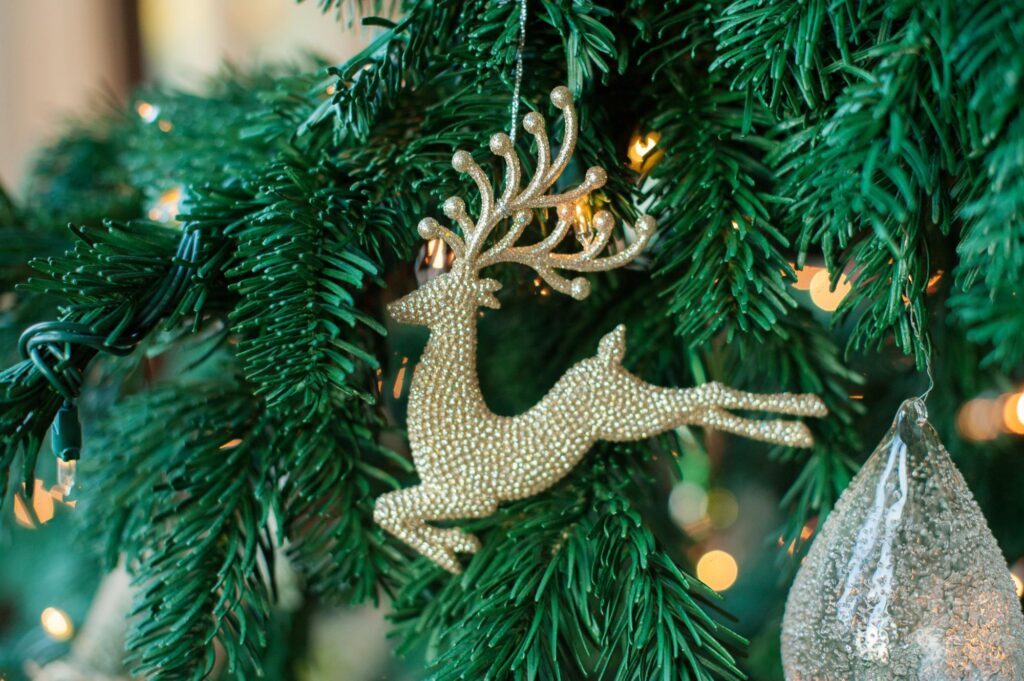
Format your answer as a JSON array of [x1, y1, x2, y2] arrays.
[[431, 549, 463, 575], [438, 528, 481, 554], [803, 394, 829, 417], [783, 421, 815, 449]]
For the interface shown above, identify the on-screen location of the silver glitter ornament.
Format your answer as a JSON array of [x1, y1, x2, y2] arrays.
[[374, 85, 828, 573], [782, 398, 1024, 680]]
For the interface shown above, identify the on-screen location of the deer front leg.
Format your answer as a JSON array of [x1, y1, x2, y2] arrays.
[[698, 381, 827, 417], [699, 406, 815, 447], [374, 485, 496, 573]]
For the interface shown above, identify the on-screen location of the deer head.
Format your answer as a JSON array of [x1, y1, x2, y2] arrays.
[[387, 86, 656, 329]]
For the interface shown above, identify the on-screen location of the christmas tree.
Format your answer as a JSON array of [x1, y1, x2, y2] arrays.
[[2, 0, 1024, 679]]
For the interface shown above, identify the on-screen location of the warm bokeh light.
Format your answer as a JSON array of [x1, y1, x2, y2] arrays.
[[957, 398, 1002, 441], [1003, 392, 1024, 435], [627, 131, 662, 172], [668, 481, 708, 529], [158, 119, 173, 132], [1012, 559, 1024, 599], [136, 100, 160, 122], [393, 357, 410, 399], [790, 263, 821, 291], [219, 438, 243, 449], [147, 186, 183, 223], [706, 488, 739, 530], [696, 549, 739, 592], [416, 238, 455, 285], [632, 134, 657, 158], [12, 479, 77, 528], [808, 270, 852, 312], [13, 494, 33, 528], [40, 607, 74, 641], [426, 238, 450, 270], [573, 200, 595, 246], [13, 491, 51, 528]]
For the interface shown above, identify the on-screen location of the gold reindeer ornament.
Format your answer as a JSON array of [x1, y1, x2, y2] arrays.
[[375, 86, 827, 573]]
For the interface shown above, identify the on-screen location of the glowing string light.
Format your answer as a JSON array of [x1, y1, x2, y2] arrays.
[[809, 270, 852, 312], [40, 607, 74, 641], [696, 549, 739, 591], [136, 101, 160, 123], [1003, 392, 1024, 435]]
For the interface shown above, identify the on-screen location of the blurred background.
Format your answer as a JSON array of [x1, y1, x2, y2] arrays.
[[0, 3, 411, 680], [0, 0, 369, 191], [3, 2, 1024, 681]]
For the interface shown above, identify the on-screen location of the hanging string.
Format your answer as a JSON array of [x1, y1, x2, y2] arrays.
[[508, 0, 528, 145], [906, 282, 935, 407]]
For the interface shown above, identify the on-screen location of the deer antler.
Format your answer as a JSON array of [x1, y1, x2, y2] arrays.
[[416, 86, 655, 300]]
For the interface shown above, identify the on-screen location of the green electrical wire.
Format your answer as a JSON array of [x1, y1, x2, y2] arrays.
[[12, 229, 201, 458]]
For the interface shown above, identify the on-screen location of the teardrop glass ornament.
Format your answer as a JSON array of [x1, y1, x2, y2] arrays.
[[782, 398, 1024, 680]]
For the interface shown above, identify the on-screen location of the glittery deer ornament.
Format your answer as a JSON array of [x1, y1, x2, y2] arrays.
[[374, 86, 828, 573]]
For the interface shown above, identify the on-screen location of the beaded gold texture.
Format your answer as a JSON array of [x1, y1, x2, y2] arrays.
[[374, 86, 828, 573]]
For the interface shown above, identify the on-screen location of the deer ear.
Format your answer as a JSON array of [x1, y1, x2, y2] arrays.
[[477, 278, 502, 309]]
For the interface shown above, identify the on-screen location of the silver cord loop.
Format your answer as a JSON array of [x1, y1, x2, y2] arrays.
[[907, 284, 935, 404], [509, 0, 528, 145]]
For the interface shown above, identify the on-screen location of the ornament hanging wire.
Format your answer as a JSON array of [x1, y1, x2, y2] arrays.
[[508, 0, 528, 146], [906, 280, 934, 406]]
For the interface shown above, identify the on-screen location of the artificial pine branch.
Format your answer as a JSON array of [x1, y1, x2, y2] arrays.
[[277, 414, 411, 603], [87, 382, 274, 679], [223, 158, 389, 413], [301, 1, 466, 140], [0, 220, 218, 507], [949, 2, 1024, 368], [642, 81, 797, 346], [88, 376, 408, 677], [625, 0, 803, 348], [392, 451, 746, 681], [2, 0, 1023, 678], [25, 123, 143, 230], [772, 0, 960, 361], [711, 0, 856, 115]]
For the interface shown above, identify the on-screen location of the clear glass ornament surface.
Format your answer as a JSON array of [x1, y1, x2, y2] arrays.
[[782, 398, 1024, 680]]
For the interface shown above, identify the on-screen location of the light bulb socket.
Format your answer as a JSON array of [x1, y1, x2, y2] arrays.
[[51, 401, 82, 462]]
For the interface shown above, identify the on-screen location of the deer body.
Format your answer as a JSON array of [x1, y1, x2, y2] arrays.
[[373, 86, 827, 573]]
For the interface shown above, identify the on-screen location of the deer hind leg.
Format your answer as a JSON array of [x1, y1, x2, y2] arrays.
[[701, 406, 815, 447], [374, 485, 496, 574], [699, 382, 827, 418]]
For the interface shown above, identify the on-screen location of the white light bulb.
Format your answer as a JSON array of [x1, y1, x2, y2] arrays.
[[56, 459, 77, 497]]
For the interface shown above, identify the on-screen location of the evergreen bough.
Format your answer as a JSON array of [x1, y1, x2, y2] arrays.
[[2, 0, 1023, 678]]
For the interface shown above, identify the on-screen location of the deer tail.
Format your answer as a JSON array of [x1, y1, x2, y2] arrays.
[[597, 324, 627, 365]]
